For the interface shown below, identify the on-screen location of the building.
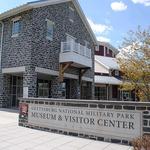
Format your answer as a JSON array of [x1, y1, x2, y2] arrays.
[[95, 42, 118, 58], [95, 41, 135, 101], [0, 0, 97, 108]]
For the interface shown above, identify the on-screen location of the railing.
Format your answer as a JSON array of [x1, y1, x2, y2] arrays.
[[61, 41, 91, 59]]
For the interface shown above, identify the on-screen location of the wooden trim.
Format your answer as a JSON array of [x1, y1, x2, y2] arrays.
[[59, 62, 73, 82]]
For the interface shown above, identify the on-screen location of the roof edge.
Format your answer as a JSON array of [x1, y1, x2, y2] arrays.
[[73, 0, 97, 45], [0, 4, 33, 20], [0, 0, 97, 45], [95, 58, 110, 70]]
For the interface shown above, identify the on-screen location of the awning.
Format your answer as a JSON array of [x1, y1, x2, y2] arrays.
[[95, 55, 120, 70], [95, 75, 122, 85]]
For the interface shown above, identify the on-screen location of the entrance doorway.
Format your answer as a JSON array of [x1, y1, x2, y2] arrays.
[[10, 76, 23, 108]]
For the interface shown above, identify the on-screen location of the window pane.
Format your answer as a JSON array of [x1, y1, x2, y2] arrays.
[[38, 83, 43, 88], [44, 83, 49, 88], [46, 20, 53, 40], [69, 7, 74, 22], [38, 79, 51, 98], [95, 87, 107, 100], [38, 89, 43, 97], [12, 20, 20, 35], [43, 89, 49, 97]]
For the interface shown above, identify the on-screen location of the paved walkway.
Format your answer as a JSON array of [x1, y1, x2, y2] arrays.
[[0, 108, 133, 150]]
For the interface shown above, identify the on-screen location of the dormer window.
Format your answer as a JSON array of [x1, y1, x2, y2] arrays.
[[12, 17, 21, 37], [69, 7, 74, 22]]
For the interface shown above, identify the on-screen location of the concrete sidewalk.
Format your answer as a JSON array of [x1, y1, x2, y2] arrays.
[[0, 108, 133, 150]]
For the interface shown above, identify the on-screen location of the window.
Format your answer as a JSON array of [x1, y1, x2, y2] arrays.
[[105, 47, 108, 56], [95, 87, 107, 100], [106, 47, 109, 54], [95, 46, 99, 51], [122, 91, 131, 101], [12, 18, 21, 37], [38, 79, 51, 98], [115, 70, 119, 76], [46, 19, 54, 41], [69, 7, 74, 22]]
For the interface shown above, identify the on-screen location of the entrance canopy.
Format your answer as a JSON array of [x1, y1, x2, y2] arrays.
[[95, 75, 122, 85]]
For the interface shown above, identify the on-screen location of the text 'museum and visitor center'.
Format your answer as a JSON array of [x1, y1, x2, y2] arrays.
[[0, 0, 149, 146]]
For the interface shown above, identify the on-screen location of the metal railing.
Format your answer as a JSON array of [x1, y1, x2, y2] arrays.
[[61, 41, 91, 59]]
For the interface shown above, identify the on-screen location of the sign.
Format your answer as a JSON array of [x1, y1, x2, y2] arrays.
[[20, 103, 28, 119], [28, 104, 142, 140]]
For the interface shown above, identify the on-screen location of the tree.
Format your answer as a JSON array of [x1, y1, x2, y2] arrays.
[[118, 27, 150, 101]]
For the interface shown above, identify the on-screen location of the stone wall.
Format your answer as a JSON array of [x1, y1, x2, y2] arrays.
[[31, 2, 95, 79], [19, 98, 150, 145], [0, 1, 95, 106]]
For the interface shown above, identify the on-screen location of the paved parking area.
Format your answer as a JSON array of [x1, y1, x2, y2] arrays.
[[0, 108, 133, 150]]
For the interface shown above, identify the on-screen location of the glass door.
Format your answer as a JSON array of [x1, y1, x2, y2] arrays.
[[10, 76, 23, 108]]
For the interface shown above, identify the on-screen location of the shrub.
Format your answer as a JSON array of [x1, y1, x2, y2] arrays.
[[132, 135, 150, 150]]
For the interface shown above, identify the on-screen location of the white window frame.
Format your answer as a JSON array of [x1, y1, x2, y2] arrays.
[[46, 19, 54, 41], [11, 16, 21, 37], [69, 7, 74, 23]]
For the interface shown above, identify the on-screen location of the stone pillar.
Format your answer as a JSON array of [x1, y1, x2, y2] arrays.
[[70, 79, 80, 99], [106, 84, 109, 100], [0, 73, 5, 107], [23, 66, 37, 98], [51, 77, 63, 98], [91, 81, 95, 100], [0, 73, 11, 107]]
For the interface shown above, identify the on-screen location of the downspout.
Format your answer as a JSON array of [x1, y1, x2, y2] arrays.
[[0, 21, 4, 69]]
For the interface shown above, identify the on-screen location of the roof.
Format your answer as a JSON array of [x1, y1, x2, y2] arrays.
[[95, 75, 122, 85], [97, 41, 119, 54], [95, 55, 120, 70], [0, 0, 97, 45]]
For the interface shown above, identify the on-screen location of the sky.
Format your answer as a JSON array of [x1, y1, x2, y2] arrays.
[[0, 0, 150, 48]]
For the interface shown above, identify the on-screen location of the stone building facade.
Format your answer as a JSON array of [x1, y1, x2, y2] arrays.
[[0, 0, 97, 108]]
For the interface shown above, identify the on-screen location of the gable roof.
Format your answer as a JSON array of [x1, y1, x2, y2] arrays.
[[0, 0, 97, 44], [95, 55, 120, 70]]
